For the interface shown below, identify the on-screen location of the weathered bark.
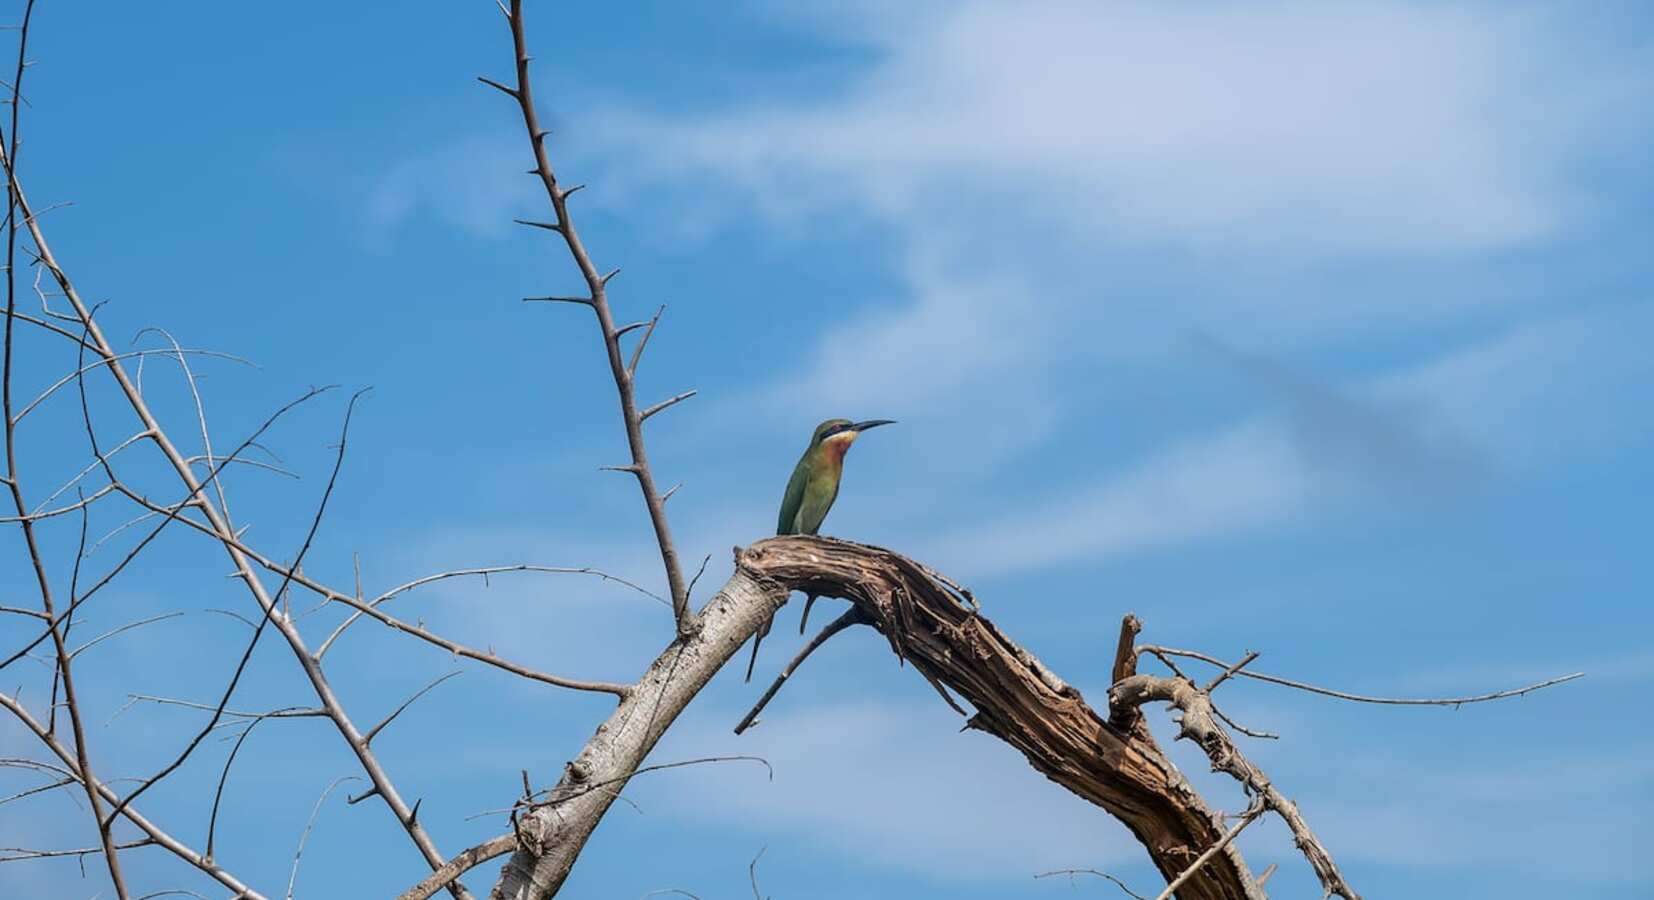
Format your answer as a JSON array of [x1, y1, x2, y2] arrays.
[[744, 538, 1266, 900], [489, 536, 1263, 900]]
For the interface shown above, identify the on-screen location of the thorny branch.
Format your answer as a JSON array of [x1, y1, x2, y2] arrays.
[[488, 0, 697, 638]]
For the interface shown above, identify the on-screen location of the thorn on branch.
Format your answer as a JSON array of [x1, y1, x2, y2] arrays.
[[512, 219, 562, 233], [523, 295, 593, 306], [347, 785, 381, 806], [476, 76, 519, 99], [639, 390, 696, 422], [626, 305, 665, 376]]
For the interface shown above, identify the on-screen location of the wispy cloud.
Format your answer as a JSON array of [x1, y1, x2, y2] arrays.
[[366, 136, 533, 241], [595, 1, 1639, 257], [918, 308, 1647, 579], [558, 0, 1650, 445]]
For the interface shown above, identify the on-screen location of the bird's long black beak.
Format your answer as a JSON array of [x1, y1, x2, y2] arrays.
[[851, 419, 896, 432]]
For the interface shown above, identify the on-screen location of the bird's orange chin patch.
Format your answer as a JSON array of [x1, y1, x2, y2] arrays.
[[823, 431, 857, 460]]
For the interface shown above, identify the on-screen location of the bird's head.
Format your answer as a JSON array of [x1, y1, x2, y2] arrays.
[[810, 417, 895, 460]]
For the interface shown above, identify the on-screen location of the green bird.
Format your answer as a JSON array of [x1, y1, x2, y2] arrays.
[[745, 417, 896, 682]]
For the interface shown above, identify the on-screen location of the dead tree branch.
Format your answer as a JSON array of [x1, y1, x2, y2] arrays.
[[488, 0, 696, 638], [1137, 645, 1583, 707], [0, 691, 264, 898], [485, 536, 1582, 900], [0, 109, 473, 899], [1113, 656, 1359, 898]]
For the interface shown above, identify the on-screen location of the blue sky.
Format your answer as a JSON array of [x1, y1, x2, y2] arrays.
[[2, 1, 1651, 898]]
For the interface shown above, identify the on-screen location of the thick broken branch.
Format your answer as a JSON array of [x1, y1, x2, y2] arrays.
[[487, 537, 1264, 900]]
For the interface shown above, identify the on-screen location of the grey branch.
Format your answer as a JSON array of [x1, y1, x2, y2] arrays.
[[492, 0, 697, 638], [1138, 645, 1583, 707], [1111, 664, 1358, 899], [316, 563, 666, 660], [0, 691, 264, 898]]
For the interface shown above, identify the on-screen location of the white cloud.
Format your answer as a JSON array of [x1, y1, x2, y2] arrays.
[[570, 0, 1648, 440], [597, 1, 1635, 257]]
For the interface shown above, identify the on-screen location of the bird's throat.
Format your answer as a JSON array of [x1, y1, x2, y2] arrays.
[[821, 432, 856, 463]]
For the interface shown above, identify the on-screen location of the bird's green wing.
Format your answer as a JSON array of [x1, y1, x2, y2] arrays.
[[776, 454, 811, 535], [794, 470, 841, 536]]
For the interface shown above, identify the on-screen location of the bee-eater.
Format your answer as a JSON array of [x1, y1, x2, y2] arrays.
[[745, 417, 896, 682]]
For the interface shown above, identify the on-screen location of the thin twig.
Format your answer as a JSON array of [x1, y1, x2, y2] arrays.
[[0, 691, 264, 898], [1139, 645, 1584, 707], [396, 834, 519, 900], [286, 776, 360, 900], [735, 606, 868, 734], [316, 564, 665, 659], [67, 612, 183, 660], [1152, 803, 1264, 900], [364, 671, 462, 745], [1034, 869, 1149, 900], [104, 502, 634, 697], [748, 846, 767, 900]]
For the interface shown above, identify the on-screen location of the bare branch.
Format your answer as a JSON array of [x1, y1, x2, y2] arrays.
[[397, 834, 518, 900], [1139, 645, 1584, 707], [364, 671, 462, 746], [110, 498, 633, 696], [0, 838, 152, 863], [1203, 650, 1260, 694], [1034, 869, 1149, 900], [67, 612, 183, 660], [1152, 803, 1265, 900], [1111, 668, 1357, 899], [476, 75, 519, 98], [625, 304, 663, 377], [496, 0, 696, 637], [12, 346, 250, 425], [1, 13, 129, 881], [735, 606, 868, 734], [204, 708, 325, 862], [316, 563, 666, 659], [0, 692, 264, 898], [748, 846, 767, 900], [285, 775, 359, 900], [0, 773, 74, 807], [638, 389, 696, 422], [108, 694, 324, 726]]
